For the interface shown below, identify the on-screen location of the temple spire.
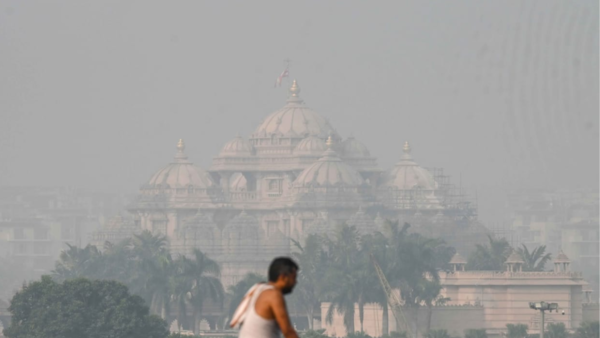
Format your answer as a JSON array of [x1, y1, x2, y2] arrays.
[[287, 79, 303, 104], [326, 135, 334, 148], [403, 141, 411, 154], [289, 79, 301, 97], [400, 141, 413, 161], [174, 139, 189, 162]]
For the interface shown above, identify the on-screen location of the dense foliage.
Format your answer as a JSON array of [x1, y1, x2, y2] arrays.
[[7, 220, 568, 338], [425, 329, 453, 338], [284, 221, 455, 336], [3, 276, 168, 338], [506, 324, 528, 338], [467, 235, 512, 271], [575, 321, 599, 338], [545, 322, 567, 338], [52, 230, 224, 334], [464, 328, 487, 338], [467, 237, 551, 272], [515, 244, 552, 272]]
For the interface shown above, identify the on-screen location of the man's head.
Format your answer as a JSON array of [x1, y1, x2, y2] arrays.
[[268, 257, 298, 295]]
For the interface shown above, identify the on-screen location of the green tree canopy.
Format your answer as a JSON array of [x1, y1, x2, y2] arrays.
[[575, 321, 599, 338], [425, 329, 452, 338], [505, 324, 528, 338], [464, 328, 487, 338], [467, 235, 512, 271], [51, 230, 224, 332], [545, 322, 567, 338], [516, 245, 552, 271], [289, 234, 329, 330], [3, 276, 168, 338]]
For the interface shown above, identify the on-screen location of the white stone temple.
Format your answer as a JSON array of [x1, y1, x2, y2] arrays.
[[126, 80, 480, 286]]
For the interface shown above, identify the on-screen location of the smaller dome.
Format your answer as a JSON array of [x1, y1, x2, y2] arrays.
[[505, 251, 525, 264], [554, 250, 570, 263], [294, 135, 327, 156], [382, 141, 438, 191], [147, 140, 216, 189], [294, 137, 364, 187], [449, 252, 467, 264], [219, 136, 254, 157], [341, 136, 371, 158]]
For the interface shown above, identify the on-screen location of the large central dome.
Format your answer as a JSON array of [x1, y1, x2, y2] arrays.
[[251, 80, 340, 140]]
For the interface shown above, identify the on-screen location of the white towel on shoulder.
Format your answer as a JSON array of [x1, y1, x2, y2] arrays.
[[229, 283, 265, 329]]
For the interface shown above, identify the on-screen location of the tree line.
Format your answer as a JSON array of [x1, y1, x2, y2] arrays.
[[52, 230, 224, 334], [3, 220, 596, 338]]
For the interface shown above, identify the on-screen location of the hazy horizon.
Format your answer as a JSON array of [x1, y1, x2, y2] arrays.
[[1, 0, 598, 224]]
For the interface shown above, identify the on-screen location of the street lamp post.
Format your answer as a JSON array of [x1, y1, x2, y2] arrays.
[[529, 302, 559, 338]]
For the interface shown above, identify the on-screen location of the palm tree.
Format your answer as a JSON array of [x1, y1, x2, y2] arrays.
[[467, 235, 511, 271], [323, 224, 364, 334], [132, 230, 168, 260], [130, 230, 172, 317], [147, 251, 175, 320], [53, 244, 102, 280], [516, 244, 552, 271], [100, 238, 139, 292], [170, 256, 192, 331], [360, 229, 395, 336], [420, 279, 443, 333], [394, 233, 448, 337], [290, 234, 328, 330], [184, 249, 224, 334]]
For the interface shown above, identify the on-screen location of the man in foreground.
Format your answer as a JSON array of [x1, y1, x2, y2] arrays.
[[232, 257, 299, 338]]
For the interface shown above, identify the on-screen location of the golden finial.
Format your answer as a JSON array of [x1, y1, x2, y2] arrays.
[[177, 139, 185, 152], [289, 79, 301, 97], [326, 135, 333, 148], [403, 141, 411, 154]]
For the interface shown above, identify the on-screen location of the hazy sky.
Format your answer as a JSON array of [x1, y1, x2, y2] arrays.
[[0, 1, 598, 223]]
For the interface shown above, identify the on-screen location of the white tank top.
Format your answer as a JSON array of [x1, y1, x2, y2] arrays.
[[238, 284, 280, 338]]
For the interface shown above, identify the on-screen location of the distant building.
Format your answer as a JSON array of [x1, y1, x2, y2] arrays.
[[125, 80, 483, 286], [506, 189, 599, 297], [0, 186, 128, 273], [322, 252, 588, 338]]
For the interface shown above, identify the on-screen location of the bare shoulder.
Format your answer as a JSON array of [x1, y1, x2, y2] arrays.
[[254, 287, 285, 320], [260, 288, 284, 302]]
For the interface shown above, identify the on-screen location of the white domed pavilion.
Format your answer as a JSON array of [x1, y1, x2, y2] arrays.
[[127, 80, 477, 286]]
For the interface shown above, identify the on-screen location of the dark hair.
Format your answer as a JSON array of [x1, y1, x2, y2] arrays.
[[268, 257, 299, 282]]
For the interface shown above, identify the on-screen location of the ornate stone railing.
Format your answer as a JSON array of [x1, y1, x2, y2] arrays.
[[227, 191, 259, 201]]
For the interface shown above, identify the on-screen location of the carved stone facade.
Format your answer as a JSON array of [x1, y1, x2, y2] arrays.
[[126, 80, 479, 286]]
